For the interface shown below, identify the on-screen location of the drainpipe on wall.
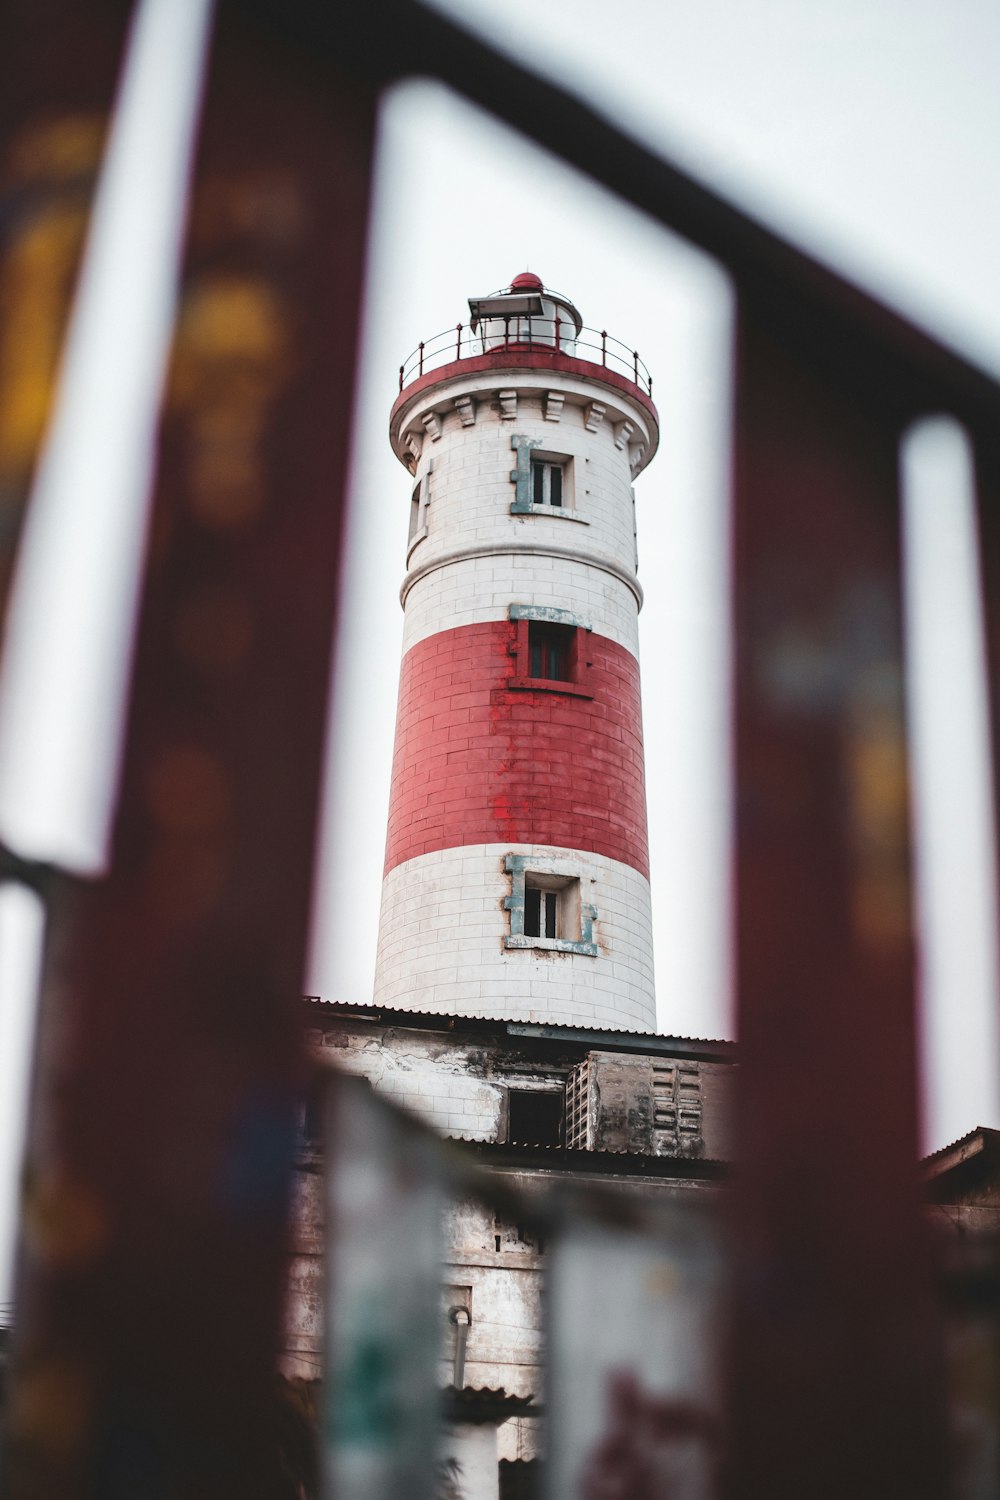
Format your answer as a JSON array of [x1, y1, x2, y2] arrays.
[[449, 1305, 471, 1389]]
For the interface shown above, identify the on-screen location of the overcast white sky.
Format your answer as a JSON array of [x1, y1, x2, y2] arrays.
[[3, 0, 1000, 1304]]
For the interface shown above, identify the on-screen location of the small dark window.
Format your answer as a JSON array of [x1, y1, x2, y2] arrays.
[[524, 885, 558, 938], [302, 1084, 325, 1144], [528, 621, 571, 681], [531, 458, 563, 507], [508, 1089, 563, 1146]]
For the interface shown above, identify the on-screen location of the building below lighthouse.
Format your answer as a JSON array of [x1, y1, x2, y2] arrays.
[[375, 272, 659, 1031]]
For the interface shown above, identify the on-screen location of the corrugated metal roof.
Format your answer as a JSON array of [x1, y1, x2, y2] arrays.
[[301, 996, 734, 1053], [444, 1383, 534, 1402], [921, 1125, 1000, 1175], [442, 1384, 537, 1423], [444, 1135, 729, 1173]]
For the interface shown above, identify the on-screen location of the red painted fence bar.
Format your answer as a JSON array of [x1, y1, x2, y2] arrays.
[[4, 0, 1000, 1496], [4, 2, 376, 1494], [728, 300, 945, 1498], [979, 444, 1000, 942]]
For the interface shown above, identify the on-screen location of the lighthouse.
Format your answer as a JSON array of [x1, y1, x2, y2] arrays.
[[373, 273, 659, 1031]]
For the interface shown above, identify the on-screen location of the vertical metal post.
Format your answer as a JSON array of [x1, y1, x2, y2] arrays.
[[601, 329, 607, 366], [4, 3, 377, 1495], [455, 322, 462, 360], [972, 435, 1000, 1115], [728, 299, 946, 1500]]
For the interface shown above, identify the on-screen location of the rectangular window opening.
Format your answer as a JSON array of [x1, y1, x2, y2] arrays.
[[504, 856, 595, 955], [522, 873, 581, 941], [531, 457, 564, 507], [507, 1089, 564, 1146], [524, 885, 558, 938], [408, 483, 420, 539], [528, 621, 572, 681]]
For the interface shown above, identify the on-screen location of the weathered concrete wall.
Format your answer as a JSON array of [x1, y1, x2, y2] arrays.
[[567, 1051, 734, 1160], [281, 1028, 726, 1406], [310, 1020, 508, 1139], [442, 1197, 545, 1399], [281, 1014, 735, 1475]]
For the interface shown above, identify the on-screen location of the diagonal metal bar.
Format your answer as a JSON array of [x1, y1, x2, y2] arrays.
[[242, 0, 1000, 428]]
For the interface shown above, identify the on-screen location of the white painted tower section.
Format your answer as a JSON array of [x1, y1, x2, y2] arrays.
[[374, 275, 660, 1029]]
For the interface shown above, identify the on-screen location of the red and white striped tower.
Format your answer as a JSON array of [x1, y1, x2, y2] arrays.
[[374, 274, 659, 1030]]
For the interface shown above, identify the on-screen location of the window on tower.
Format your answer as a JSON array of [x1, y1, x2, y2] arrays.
[[407, 477, 428, 559], [524, 881, 558, 938], [528, 621, 571, 682], [504, 854, 597, 956], [509, 436, 581, 518], [508, 605, 593, 695], [531, 456, 564, 507]]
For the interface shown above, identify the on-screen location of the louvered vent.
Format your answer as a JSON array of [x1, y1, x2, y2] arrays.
[[563, 1051, 707, 1156], [651, 1059, 703, 1155]]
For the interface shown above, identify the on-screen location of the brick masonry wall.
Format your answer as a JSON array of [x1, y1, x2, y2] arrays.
[[373, 843, 656, 1028], [384, 621, 649, 878]]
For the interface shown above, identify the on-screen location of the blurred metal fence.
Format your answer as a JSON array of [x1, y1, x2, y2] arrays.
[[1, 1, 1000, 1497]]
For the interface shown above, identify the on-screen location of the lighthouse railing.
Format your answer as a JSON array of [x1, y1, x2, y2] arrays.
[[397, 318, 653, 398]]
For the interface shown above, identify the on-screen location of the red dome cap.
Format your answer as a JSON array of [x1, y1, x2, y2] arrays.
[[509, 270, 543, 291]]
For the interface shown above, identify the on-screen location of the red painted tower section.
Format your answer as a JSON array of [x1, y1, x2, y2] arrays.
[[384, 621, 648, 877]]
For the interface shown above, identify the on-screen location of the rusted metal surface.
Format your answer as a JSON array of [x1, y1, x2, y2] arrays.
[[728, 300, 946, 1498], [5, 2, 376, 1494]]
